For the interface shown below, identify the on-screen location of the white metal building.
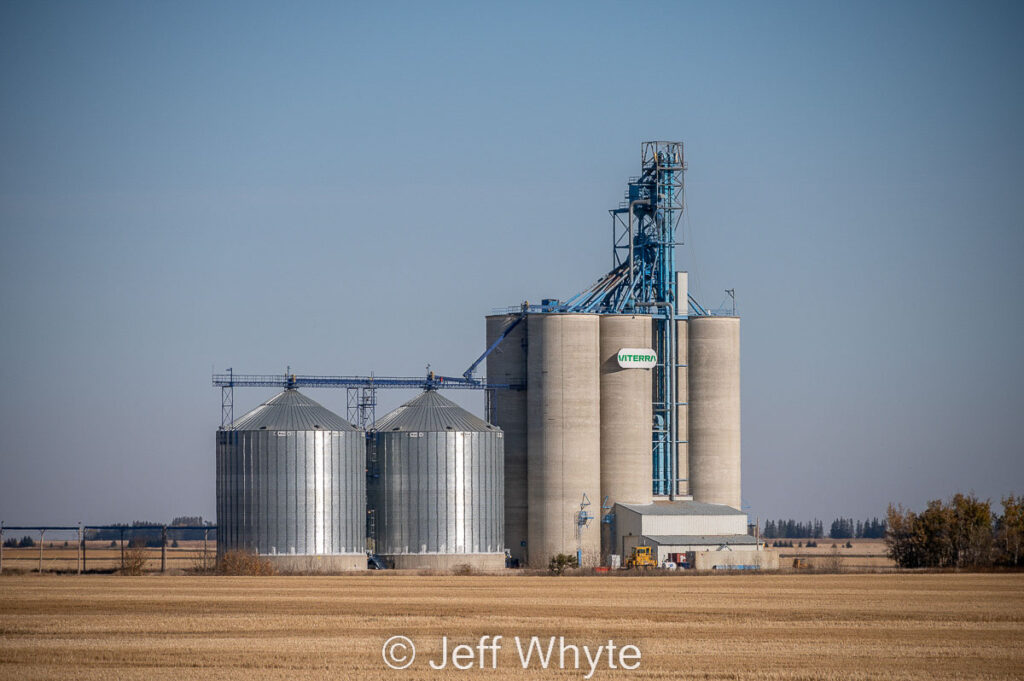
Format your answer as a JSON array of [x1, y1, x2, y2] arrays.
[[613, 501, 768, 566]]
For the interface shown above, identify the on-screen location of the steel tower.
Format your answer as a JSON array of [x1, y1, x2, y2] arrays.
[[564, 141, 688, 496]]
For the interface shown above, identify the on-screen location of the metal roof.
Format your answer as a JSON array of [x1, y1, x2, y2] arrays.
[[617, 501, 746, 516], [643, 534, 758, 545], [231, 389, 359, 432], [375, 390, 499, 433]]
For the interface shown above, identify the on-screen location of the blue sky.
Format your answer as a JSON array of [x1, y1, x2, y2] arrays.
[[1, 1, 1021, 526]]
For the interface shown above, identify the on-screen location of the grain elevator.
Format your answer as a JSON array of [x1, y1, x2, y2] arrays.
[[216, 141, 759, 571]]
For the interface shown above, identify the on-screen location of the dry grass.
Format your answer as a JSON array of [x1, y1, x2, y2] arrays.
[[0, 573, 1021, 680], [216, 550, 276, 576]]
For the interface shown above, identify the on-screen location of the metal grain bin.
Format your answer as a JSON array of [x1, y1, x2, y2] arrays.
[[372, 390, 505, 570], [216, 388, 366, 571]]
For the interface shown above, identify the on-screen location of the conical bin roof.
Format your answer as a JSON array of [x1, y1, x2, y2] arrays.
[[375, 390, 498, 433], [231, 388, 359, 431]]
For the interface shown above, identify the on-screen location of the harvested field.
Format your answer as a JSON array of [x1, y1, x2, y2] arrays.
[[1, 573, 1021, 680]]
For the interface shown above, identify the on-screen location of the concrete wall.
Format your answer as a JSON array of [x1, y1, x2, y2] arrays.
[[264, 554, 365, 573], [486, 314, 529, 565], [384, 553, 506, 571], [688, 316, 741, 509], [526, 313, 602, 567], [691, 549, 778, 570], [599, 314, 652, 559]]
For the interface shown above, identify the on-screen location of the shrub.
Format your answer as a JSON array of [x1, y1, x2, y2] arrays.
[[548, 553, 579, 576], [824, 547, 844, 573], [451, 563, 474, 576], [121, 546, 147, 575], [217, 550, 277, 576]]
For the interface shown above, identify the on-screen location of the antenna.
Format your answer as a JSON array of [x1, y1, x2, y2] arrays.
[[725, 288, 736, 315]]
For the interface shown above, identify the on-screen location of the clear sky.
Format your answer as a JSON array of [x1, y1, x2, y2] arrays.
[[1, 1, 1021, 527]]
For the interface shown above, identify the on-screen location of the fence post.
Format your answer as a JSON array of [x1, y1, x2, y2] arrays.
[[77, 523, 83, 575], [0, 521, 4, 575], [38, 529, 45, 573], [203, 528, 209, 572], [120, 529, 125, 572], [160, 526, 167, 573], [81, 524, 87, 573]]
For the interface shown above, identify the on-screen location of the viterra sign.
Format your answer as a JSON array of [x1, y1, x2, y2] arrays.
[[617, 348, 657, 369]]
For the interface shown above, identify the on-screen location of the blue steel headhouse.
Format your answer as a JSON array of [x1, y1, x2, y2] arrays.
[[560, 142, 702, 496]]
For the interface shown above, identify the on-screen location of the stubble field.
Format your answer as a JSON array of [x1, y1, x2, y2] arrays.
[[1, 573, 1021, 680]]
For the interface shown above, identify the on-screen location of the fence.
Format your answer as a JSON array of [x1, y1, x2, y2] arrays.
[[0, 523, 217, 574]]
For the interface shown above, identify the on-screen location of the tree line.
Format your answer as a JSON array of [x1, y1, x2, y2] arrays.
[[761, 517, 886, 539], [886, 493, 1022, 568], [84, 517, 216, 542]]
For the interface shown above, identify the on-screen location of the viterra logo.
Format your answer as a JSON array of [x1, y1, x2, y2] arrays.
[[617, 349, 657, 369]]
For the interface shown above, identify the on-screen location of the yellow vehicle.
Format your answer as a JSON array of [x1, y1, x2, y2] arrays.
[[625, 546, 658, 569], [792, 558, 809, 569]]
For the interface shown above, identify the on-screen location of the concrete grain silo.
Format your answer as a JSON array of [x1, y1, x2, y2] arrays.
[[485, 313, 528, 565], [599, 313, 653, 560], [687, 316, 741, 509], [599, 314, 653, 507], [215, 388, 366, 571], [526, 313, 601, 567], [373, 390, 505, 570]]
